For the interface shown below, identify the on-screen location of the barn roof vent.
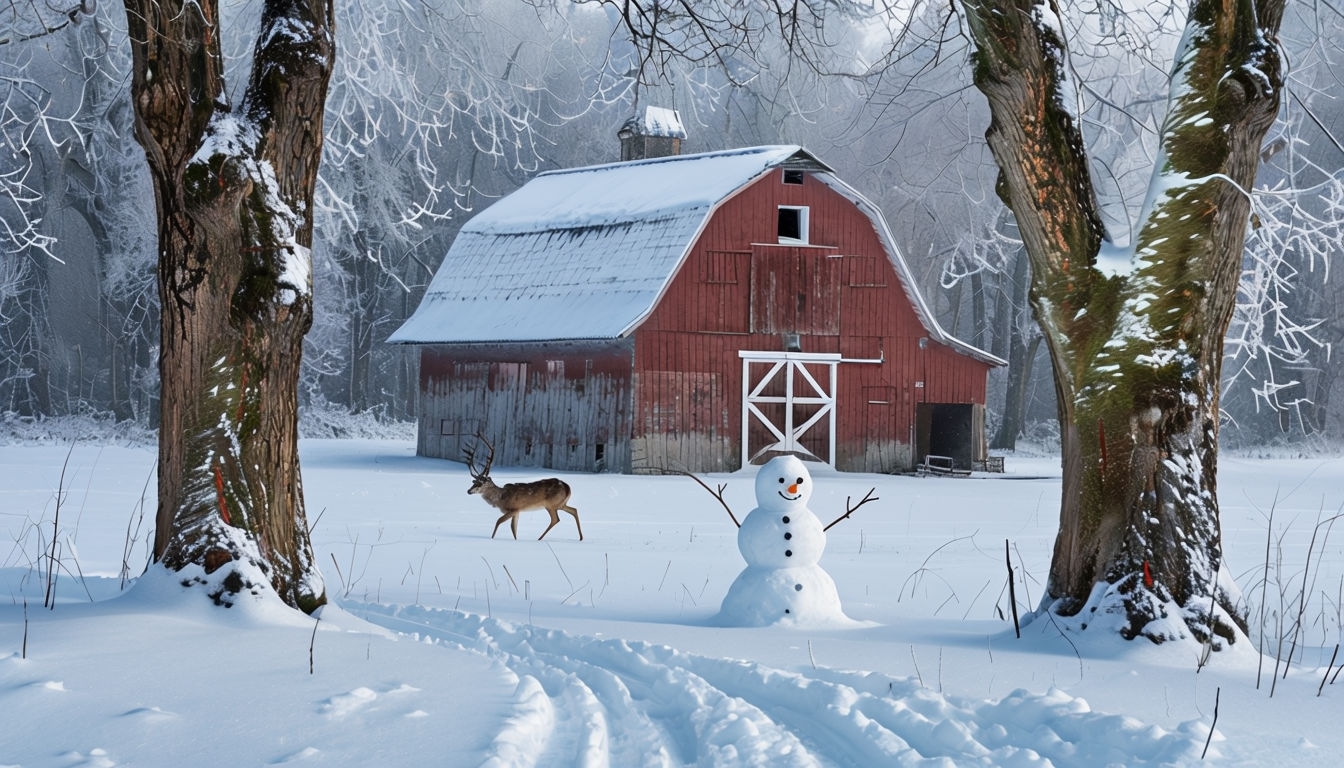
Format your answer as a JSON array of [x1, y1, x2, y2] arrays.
[[618, 106, 686, 162]]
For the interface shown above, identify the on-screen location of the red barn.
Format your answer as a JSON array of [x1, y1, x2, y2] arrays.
[[389, 144, 1001, 473]]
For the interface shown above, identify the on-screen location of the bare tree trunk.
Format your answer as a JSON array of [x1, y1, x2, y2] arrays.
[[0, 254, 52, 416], [991, 248, 1032, 450], [124, 0, 334, 612], [969, 269, 988, 351], [347, 228, 378, 413], [965, 0, 1284, 645]]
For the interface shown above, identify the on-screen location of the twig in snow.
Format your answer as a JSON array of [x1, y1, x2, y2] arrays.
[[1256, 494, 1277, 689], [1011, 541, 1035, 608], [1284, 506, 1343, 677], [1006, 539, 1020, 638], [1043, 606, 1084, 682], [329, 552, 346, 595], [45, 442, 76, 609], [480, 556, 499, 590], [1201, 687, 1220, 760], [547, 543, 574, 591], [307, 506, 326, 536], [963, 579, 993, 621], [309, 615, 320, 674], [680, 583, 696, 607], [899, 531, 978, 600], [415, 544, 433, 603], [561, 581, 589, 605], [121, 465, 153, 590], [1320, 644, 1339, 697]]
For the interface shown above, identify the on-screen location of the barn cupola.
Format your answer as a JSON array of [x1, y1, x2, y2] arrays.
[[618, 106, 686, 161]]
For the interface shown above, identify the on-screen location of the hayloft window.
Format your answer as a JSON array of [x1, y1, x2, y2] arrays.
[[777, 206, 809, 244], [782, 169, 805, 185]]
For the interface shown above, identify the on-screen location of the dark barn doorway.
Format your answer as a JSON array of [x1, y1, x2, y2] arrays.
[[915, 403, 977, 470]]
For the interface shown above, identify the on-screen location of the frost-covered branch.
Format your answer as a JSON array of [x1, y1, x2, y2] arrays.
[[0, 72, 61, 260], [1227, 172, 1340, 424], [0, 0, 96, 45]]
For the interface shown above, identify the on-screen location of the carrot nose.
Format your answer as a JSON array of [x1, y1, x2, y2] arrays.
[[788, 483, 799, 494]]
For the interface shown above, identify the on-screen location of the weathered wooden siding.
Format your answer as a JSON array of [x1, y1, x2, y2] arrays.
[[417, 342, 634, 472], [633, 168, 993, 473]]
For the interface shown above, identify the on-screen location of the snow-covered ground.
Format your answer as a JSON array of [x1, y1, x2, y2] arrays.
[[1, 439, 1340, 766]]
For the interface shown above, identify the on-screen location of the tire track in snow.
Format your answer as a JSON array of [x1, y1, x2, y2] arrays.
[[357, 604, 816, 767], [354, 604, 1205, 767]]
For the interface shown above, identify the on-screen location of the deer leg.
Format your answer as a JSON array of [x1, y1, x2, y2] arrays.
[[537, 508, 561, 540], [509, 513, 520, 539], [492, 513, 511, 539], [561, 505, 583, 541]]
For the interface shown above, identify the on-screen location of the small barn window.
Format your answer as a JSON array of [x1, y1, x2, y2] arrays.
[[782, 169, 805, 185], [777, 206, 809, 244]]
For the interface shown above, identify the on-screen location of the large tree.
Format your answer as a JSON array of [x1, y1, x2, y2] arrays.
[[122, 0, 334, 611], [602, 0, 1287, 646], [962, 0, 1284, 646]]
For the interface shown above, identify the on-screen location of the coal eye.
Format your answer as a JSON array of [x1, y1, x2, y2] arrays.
[[778, 477, 785, 483], [796, 477, 804, 484]]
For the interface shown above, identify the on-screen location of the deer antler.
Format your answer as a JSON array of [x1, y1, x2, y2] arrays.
[[676, 471, 740, 528], [823, 487, 878, 532], [463, 432, 495, 479]]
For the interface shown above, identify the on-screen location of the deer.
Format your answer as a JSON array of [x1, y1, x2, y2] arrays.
[[463, 435, 583, 541]]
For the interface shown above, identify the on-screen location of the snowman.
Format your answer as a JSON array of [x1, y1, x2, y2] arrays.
[[716, 454, 863, 627]]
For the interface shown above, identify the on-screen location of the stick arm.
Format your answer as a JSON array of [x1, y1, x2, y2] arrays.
[[676, 471, 740, 528], [823, 488, 878, 532]]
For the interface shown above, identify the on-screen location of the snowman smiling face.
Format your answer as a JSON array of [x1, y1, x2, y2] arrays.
[[754, 455, 813, 508], [777, 475, 805, 501]]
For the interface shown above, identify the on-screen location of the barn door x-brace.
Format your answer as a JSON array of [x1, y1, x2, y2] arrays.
[[739, 351, 838, 467]]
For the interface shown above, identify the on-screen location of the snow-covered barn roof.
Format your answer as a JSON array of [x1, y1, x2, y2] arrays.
[[388, 145, 1001, 365]]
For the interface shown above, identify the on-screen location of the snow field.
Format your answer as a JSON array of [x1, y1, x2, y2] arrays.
[[1, 440, 1341, 766]]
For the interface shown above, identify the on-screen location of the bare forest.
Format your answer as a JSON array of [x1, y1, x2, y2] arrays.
[[3, 0, 1340, 452]]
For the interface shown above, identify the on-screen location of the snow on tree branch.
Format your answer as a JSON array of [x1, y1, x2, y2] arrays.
[[0, 72, 63, 260], [0, 0, 96, 46]]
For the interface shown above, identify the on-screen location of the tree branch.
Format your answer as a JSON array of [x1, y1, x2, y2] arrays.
[[0, 0, 94, 45], [961, 0, 1108, 385]]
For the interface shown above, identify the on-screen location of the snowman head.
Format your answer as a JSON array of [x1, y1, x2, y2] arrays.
[[755, 455, 813, 509]]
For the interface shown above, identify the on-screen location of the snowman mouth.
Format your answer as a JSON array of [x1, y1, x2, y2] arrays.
[[777, 491, 802, 501]]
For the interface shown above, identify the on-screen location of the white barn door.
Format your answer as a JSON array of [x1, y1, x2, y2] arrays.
[[739, 351, 839, 467]]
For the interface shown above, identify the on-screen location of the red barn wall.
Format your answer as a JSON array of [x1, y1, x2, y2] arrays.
[[632, 168, 992, 473], [417, 341, 635, 472]]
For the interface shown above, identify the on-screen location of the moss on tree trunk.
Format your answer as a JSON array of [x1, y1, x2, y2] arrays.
[[125, 0, 334, 612], [963, 0, 1283, 645]]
